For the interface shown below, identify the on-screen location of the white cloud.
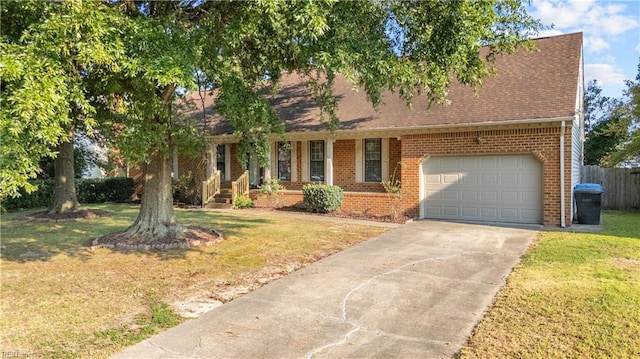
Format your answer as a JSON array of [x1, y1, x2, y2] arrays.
[[598, 15, 639, 35], [531, 0, 639, 35], [584, 63, 627, 87], [537, 29, 565, 38], [585, 37, 610, 53], [636, 44, 640, 54]]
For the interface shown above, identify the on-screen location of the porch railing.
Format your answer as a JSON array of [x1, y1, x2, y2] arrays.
[[231, 170, 250, 206], [201, 170, 221, 207]]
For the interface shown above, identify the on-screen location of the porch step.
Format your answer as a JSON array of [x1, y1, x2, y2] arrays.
[[205, 202, 233, 209]]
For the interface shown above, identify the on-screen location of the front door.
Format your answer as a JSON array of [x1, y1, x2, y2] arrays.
[[247, 150, 261, 188]]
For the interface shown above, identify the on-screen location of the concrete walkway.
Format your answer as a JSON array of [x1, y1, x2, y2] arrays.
[[113, 220, 537, 359]]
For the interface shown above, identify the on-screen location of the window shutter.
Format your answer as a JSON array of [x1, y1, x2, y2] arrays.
[[301, 140, 309, 182], [382, 138, 389, 181], [355, 139, 363, 182], [291, 141, 298, 182], [270, 142, 277, 179]]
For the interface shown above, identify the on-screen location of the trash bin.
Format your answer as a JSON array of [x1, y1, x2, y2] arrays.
[[574, 183, 604, 225]]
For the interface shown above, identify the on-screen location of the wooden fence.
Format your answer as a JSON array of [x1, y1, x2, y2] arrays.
[[581, 165, 640, 210]]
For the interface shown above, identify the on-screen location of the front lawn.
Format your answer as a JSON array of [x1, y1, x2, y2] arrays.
[[0, 204, 389, 358], [459, 211, 640, 358]]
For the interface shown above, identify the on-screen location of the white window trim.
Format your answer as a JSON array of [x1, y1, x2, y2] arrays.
[[223, 144, 231, 181], [272, 141, 297, 182], [356, 138, 389, 183], [301, 140, 309, 182]]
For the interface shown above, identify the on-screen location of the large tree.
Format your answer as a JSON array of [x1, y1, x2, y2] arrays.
[[606, 59, 640, 165], [583, 60, 640, 167], [1, 1, 124, 213], [5, 0, 542, 243]]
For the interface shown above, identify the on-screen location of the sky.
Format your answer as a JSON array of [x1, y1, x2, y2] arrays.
[[527, 0, 640, 99]]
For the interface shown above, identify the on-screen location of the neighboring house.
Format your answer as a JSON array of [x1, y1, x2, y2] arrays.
[[179, 32, 584, 227]]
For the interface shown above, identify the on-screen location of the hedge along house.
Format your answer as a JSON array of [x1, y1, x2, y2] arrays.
[[180, 32, 584, 227]]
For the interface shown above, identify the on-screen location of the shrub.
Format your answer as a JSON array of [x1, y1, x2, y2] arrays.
[[2, 180, 55, 210], [259, 178, 286, 196], [234, 194, 254, 209], [77, 177, 134, 203], [2, 177, 134, 210], [172, 171, 201, 205], [302, 184, 343, 213]]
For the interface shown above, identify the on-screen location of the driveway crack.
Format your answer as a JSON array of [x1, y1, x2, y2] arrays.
[[305, 254, 460, 358]]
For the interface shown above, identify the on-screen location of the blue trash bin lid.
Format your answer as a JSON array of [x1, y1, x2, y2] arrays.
[[574, 183, 603, 193]]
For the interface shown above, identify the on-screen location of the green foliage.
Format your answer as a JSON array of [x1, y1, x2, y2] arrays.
[[76, 177, 135, 204], [1, 180, 55, 211], [381, 163, 402, 195], [37, 144, 97, 180], [1, 0, 125, 200], [302, 184, 344, 213], [584, 101, 629, 166], [172, 171, 201, 205], [2, 178, 134, 210], [259, 179, 286, 196], [584, 60, 640, 166], [234, 194, 254, 209], [2, 0, 543, 232]]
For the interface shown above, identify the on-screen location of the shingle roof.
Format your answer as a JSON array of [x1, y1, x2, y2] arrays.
[[187, 32, 583, 135]]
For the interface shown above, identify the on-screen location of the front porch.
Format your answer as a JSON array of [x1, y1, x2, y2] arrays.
[[199, 136, 404, 217]]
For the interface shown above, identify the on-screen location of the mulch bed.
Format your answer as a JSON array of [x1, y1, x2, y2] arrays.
[[26, 209, 112, 221], [271, 206, 412, 224], [91, 226, 223, 252]]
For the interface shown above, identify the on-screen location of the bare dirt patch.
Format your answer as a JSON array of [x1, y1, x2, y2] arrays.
[[91, 226, 223, 251], [612, 257, 640, 271], [26, 209, 112, 221]]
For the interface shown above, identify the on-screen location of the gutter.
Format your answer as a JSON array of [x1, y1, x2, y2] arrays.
[[560, 120, 566, 228], [205, 116, 576, 142]]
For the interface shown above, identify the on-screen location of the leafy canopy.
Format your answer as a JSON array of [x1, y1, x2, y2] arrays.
[[2, 0, 543, 198]]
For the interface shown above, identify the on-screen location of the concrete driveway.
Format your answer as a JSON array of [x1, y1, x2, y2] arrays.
[[112, 220, 537, 359]]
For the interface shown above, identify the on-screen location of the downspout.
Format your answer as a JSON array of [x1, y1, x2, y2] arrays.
[[560, 121, 566, 228]]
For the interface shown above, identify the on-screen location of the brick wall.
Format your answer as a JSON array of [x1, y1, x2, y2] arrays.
[[400, 125, 573, 226], [251, 190, 402, 218], [184, 125, 573, 226]]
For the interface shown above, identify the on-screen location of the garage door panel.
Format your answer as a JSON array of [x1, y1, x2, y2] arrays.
[[500, 191, 518, 202], [444, 174, 460, 184], [423, 155, 542, 224], [500, 173, 519, 185], [443, 207, 460, 216], [481, 174, 499, 185], [461, 207, 479, 217], [481, 191, 498, 201], [460, 173, 480, 184], [481, 157, 499, 168], [481, 208, 498, 218], [461, 191, 478, 201], [500, 208, 519, 219]]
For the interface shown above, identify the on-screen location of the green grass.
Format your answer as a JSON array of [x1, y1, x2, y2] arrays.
[[0, 204, 388, 358], [459, 211, 640, 358]]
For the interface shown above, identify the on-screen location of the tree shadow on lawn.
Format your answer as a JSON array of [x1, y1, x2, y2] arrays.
[[0, 207, 275, 263]]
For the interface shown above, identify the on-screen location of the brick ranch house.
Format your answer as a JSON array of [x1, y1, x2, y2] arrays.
[[175, 32, 584, 227]]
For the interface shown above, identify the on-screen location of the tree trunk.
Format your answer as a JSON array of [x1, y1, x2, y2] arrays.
[[123, 152, 183, 240], [48, 138, 81, 214]]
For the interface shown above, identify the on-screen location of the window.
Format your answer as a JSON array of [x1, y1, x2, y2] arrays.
[[277, 142, 291, 181], [216, 145, 225, 180], [364, 138, 382, 182], [309, 140, 325, 181]]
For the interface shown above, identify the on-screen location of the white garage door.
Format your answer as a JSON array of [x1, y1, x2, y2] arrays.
[[422, 155, 542, 224]]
